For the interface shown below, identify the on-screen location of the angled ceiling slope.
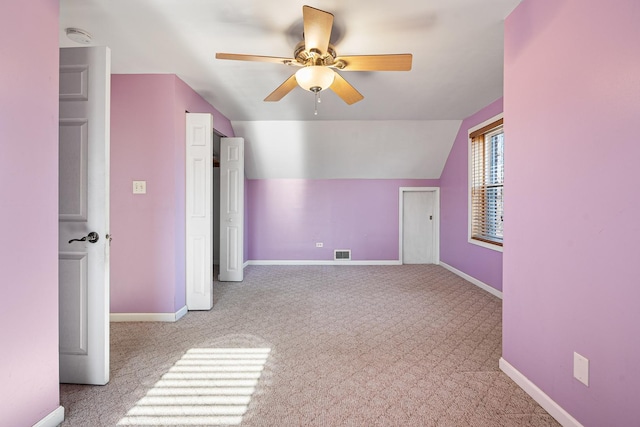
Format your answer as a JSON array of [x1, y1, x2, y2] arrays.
[[59, 0, 522, 121]]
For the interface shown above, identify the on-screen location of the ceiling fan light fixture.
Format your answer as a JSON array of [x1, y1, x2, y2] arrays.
[[218, 6, 407, 105], [295, 66, 335, 92]]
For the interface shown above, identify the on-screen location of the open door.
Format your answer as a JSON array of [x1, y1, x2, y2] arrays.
[[185, 113, 214, 310], [58, 46, 111, 385], [219, 137, 244, 282]]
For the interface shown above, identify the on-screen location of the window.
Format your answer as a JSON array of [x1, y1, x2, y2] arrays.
[[469, 115, 503, 250]]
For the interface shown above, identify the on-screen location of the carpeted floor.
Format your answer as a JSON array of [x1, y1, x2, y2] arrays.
[[60, 265, 559, 426]]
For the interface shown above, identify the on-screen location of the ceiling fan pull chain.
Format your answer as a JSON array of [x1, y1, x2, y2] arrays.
[[314, 90, 319, 115]]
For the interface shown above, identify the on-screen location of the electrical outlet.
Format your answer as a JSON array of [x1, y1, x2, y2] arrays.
[[573, 352, 589, 386], [133, 180, 146, 194], [315, 242, 323, 248]]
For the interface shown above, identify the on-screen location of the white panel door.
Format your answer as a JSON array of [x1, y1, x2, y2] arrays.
[[219, 137, 244, 282], [186, 113, 213, 310], [59, 46, 111, 385], [402, 191, 435, 264]]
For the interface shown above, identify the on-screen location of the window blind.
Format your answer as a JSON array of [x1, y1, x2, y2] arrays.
[[471, 120, 503, 246]]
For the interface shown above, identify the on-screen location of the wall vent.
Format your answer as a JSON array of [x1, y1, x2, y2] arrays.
[[334, 249, 351, 261]]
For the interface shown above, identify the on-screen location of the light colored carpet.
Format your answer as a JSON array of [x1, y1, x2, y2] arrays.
[[60, 265, 559, 426]]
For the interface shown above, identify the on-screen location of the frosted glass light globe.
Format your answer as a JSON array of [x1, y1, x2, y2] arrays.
[[295, 66, 335, 92]]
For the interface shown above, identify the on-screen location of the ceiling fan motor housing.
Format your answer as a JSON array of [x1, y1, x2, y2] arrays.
[[294, 41, 340, 67]]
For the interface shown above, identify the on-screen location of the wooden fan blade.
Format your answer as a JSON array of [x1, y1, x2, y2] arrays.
[[216, 53, 297, 65], [335, 54, 413, 71], [264, 74, 298, 102], [330, 72, 364, 105], [303, 5, 334, 55]]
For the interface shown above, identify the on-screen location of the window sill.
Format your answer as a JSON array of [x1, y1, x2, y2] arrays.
[[468, 237, 503, 253]]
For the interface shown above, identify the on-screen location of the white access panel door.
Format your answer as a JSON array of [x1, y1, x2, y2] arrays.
[[219, 137, 244, 282], [186, 113, 213, 310], [59, 47, 111, 385], [402, 191, 435, 264]]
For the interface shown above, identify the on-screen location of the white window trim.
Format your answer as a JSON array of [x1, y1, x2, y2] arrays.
[[468, 113, 504, 253]]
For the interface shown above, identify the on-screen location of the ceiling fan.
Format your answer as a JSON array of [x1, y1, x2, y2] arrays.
[[216, 5, 412, 107]]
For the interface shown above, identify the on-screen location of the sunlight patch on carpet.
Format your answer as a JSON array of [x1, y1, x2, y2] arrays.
[[117, 348, 270, 426]]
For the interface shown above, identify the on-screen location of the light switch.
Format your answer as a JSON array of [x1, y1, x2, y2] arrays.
[[133, 180, 146, 194], [573, 352, 589, 386]]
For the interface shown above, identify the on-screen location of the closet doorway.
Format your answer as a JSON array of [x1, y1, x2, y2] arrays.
[[214, 132, 244, 282], [213, 132, 221, 269]]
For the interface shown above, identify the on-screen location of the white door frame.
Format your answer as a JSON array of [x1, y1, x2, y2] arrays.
[[399, 187, 440, 264]]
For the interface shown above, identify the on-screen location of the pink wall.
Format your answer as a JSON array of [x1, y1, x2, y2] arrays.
[[0, 0, 61, 425], [111, 74, 233, 313], [247, 179, 439, 261], [439, 99, 503, 291], [173, 77, 234, 308], [503, 1, 640, 425]]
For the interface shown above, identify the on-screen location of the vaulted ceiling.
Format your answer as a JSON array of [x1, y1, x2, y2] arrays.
[[59, 0, 521, 178]]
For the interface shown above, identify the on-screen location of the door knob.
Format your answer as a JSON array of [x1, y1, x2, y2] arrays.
[[68, 231, 99, 244]]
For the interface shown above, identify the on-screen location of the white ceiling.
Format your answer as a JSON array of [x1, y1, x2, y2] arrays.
[[59, 0, 520, 179], [234, 120, 462, 179], [59, 0, 520, 122]]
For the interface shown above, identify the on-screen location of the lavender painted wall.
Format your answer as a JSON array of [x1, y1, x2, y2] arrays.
[[503, 1, 640, 425], [0, 0, 61, 425], [440, 98, 503, 291], [247, 179, 438, 261], [111, 75, 233, 313]]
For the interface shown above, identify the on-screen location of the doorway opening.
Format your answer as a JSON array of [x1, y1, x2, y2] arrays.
[[213, 131, 222, 271]]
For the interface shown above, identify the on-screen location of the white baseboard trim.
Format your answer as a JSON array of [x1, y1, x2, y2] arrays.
[[34, 406, 64, 427], [175, 305, 188, 321], [246, 260, 402, 266], [110, 305, 188, 322], [243, 260, 250, 268], [439, 261, 502, 299], [500, 358, 583, 427]]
